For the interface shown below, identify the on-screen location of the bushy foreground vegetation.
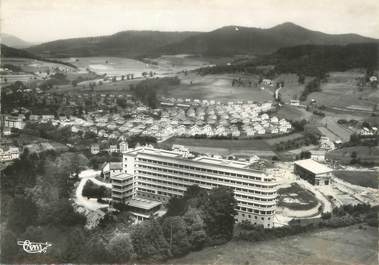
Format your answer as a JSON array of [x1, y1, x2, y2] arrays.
[[235, 204, 378, 242], [0, 149, 237, 263]]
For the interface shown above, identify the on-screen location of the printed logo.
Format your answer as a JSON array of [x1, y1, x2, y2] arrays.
[[17, 240, 52, 254]]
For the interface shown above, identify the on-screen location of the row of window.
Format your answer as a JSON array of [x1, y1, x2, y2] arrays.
[[112, 195, 132, 201], [112, 178, 133, 184], [113, 183, 133, 190], [137, 180, 275, 209], [138, 170, 276, 200], [137, 158, 268, 182], [137, 164, 276, 190], [236, 206, 274, 215], [237, 199, 275, 209], [137, 182, 183, 194], [112, 190, 133, 196], [239, 213, 272, 221]]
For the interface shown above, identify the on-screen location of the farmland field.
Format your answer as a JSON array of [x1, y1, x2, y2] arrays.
[[276, 105, 312, 121], [158, 72, 274, 102], [57, 56, 166, 77], [170, 225, 378, 265], [334, 171, 378, 188], [326, 146, 379, 165], [306, 70, 379, 111], [264, 133, 304, 146]]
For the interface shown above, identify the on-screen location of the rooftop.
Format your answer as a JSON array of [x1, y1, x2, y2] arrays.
[[127, 198, 162, 210], [126, 147, 181, 158], [193, 156, 250, 168], [110, 172, 133, 180], [109, 162, 123, 170], [294, 159, 332, 174]]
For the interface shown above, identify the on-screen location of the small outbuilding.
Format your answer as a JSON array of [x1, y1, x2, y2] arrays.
[[294, 159, 332, 185]]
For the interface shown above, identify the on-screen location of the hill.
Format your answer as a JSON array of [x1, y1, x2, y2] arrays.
[[26, 23, 378, 59], [0, 44, 77, 68], [197, 43, 379, 76], [27, 31, 200, 58], [0, 33, 34, 48], [271, 43, 379, 76], [148, 22, 378, 57]]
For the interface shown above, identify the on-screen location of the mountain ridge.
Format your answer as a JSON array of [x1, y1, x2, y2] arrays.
[[20, 22, 379, 58], [0, 33, 34, 49]]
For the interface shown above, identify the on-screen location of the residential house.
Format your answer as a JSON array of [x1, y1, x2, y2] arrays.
[[91, 144, 100, 154]]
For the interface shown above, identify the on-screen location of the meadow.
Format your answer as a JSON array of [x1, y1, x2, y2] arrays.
[[158, 72, 274, 102], [308, 70, 379, 111], [326, 146, 379, 165], [170, 224, 378, 265], [334, 171, 378, 188]]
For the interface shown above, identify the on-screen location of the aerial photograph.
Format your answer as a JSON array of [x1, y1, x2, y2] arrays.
[[0, 0, 378, 264]]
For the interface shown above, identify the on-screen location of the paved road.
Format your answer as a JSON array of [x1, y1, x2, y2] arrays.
[[74, 169, 110, 211]]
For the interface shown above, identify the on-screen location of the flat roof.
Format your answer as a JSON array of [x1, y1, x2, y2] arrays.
[[127, 199, 162, 210], [110, 162, 123, 170], [126, 147, 181, 158], [110, 172, 133, 180], [294, 159, 332, 175], [193, 156, 250, 168], [126, 147, 265, 173]]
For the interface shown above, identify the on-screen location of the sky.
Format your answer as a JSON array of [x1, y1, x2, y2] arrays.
[[1, 0, 379, 43]]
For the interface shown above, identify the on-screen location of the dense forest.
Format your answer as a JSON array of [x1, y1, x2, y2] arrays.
[[197, 43, 379, 77]]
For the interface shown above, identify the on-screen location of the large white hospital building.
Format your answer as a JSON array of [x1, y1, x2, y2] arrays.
[[111, 146, 277, 228]]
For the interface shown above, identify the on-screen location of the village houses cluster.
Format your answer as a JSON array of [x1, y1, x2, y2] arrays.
[[24, 99, 293, 142]]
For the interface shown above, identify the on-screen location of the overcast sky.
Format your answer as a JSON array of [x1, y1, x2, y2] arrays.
[[1, 0, 379, 43]]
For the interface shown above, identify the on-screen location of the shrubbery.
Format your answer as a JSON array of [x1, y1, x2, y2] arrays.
[[82, 180, 111, 199]]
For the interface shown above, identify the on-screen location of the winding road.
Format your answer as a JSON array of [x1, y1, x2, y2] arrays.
[[74, 169, 112, 211]]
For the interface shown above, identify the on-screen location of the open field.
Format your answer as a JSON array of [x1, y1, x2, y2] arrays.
[[307, 70, 379, 112], [334, 171, 378, 189], [264, 133, 304, 146], [278, 183, 319, 210], [150, 54, 210, 72], [1, 57, 75, 72], [13, 134, 69, 153], [326, 146, 379, 165], [158, 72, 274, 102], [51, 78, 140, 93], [170, 225, 378, 265], [57, 56, 166, 76], [272, 73, 309, 102], [160, 137, 276, 157], [277, 105, 312, 121]]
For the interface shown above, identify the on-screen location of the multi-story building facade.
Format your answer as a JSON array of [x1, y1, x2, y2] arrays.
[[112, 147, 277, 228]]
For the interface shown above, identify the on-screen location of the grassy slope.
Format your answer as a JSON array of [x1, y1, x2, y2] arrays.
[[334, 171, 378, 188]]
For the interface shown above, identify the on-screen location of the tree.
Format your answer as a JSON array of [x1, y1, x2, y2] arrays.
[[202, 187, 237, 242], [349, 133, 360, 145], [60, 227, 86, 262], [166, 185, 208, 216], [166, 197, 187, 217], [298, 74, 305, 84], [0, 230, 20, 263], [183, 207, 207, 250], [300, 151, 311, 159], [131, 219, 170, 261], [81, 237, 110, 263], [162, 217, 191, 257], [106, 233, 135, 262], [82, 180, 109, 199], [38, 199, 86, 226], [7, 197, 38, 233]]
